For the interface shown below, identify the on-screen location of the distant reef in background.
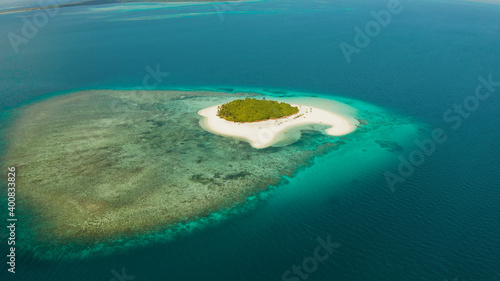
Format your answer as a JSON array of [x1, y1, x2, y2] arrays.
[[0, 0, 241, 15]]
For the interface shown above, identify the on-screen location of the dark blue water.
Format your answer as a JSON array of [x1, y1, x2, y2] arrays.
[[1, 0, 499, 280]]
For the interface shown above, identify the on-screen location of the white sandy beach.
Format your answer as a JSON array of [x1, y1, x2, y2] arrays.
[[198, 98, 358, 149]]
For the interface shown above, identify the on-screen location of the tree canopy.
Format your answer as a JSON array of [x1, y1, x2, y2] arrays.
[[217, 98, 299, 122]]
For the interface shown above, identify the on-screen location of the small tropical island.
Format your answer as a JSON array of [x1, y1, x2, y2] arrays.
[[198, 97, 357, 149], [217, 98, 299, 122]]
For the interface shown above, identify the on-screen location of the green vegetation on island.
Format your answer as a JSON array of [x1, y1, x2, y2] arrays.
[[217, 98, 299, 122]]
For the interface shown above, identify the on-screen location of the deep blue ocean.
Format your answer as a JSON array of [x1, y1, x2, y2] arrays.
[[1, 0, 499, 280]]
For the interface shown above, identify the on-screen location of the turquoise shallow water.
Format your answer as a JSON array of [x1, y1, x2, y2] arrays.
[[1, 0, 500, 280], [2, 87, 424, 262]]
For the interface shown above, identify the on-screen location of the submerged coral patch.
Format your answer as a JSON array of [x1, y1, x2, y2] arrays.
[[3, 90, 346, 244]]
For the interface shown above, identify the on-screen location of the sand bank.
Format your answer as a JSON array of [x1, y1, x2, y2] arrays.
[[198, 98, 358, 149]]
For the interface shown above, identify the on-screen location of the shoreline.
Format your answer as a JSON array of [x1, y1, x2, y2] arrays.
[[198, 97, 358, 149]]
